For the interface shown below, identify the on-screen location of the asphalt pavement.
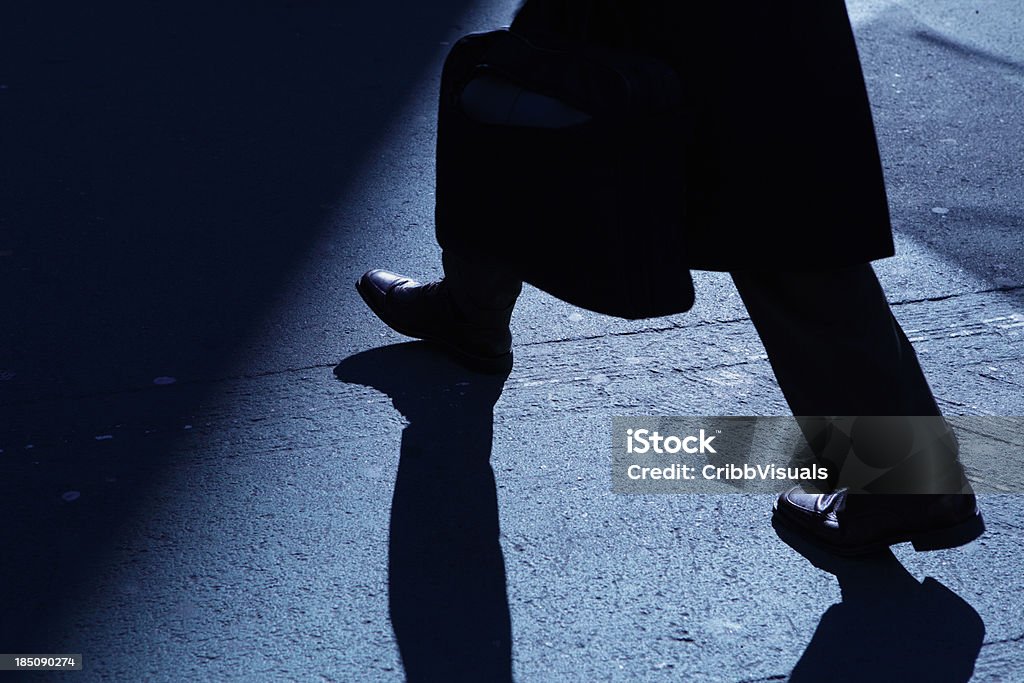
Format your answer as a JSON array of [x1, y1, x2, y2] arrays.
[[1, 0, 1022, 680]]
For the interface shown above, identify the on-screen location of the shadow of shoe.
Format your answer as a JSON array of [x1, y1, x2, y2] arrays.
[[335, 342, 513, 682], [773, 517, 985, 682]]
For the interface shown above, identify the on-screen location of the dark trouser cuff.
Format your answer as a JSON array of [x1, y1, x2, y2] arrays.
[[441, 249, 523, 314]]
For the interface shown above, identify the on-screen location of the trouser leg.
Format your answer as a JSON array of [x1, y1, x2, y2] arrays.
[[730, 264, 961, 493], [729, 263, 938, 417], [441, 249, 523, 317]]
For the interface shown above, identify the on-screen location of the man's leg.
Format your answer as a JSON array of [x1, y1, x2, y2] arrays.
[[730, 264, 984, 554], [440, 250, 523, 320], [731, 264, 937, 417], [356, 249, 522, 374]]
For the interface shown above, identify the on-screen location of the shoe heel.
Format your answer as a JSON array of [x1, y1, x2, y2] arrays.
[[911, 513, 985, 551]]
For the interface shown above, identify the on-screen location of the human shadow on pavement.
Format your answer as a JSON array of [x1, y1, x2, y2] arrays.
[[773, 518, 984, 683], [335, 343, 513, 682]]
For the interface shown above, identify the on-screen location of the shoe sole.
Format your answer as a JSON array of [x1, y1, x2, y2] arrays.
[[355, 278, 513, 375], [771, 503, 986, 557]]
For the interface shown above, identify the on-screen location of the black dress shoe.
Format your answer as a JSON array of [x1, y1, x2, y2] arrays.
[[356, 269, 514, 374], [773, 486, 985, 556]]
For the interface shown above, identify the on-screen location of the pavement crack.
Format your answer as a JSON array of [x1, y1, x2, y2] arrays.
[[983, 632, 1024, 647], [515, 284, 1023, 352], [516, 316, 756, 350], [516, 325, 677, 349], [0, 362, 340, 409], [5, 284, 1021, 409], [227, 362, 338, 382], [891, 283, 1024, 307]]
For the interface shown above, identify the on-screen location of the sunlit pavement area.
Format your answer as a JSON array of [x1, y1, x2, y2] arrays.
[[2, 1, 1022, 680]]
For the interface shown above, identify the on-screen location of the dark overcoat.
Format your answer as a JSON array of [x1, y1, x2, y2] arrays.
[[511, 1, 895, 271]]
